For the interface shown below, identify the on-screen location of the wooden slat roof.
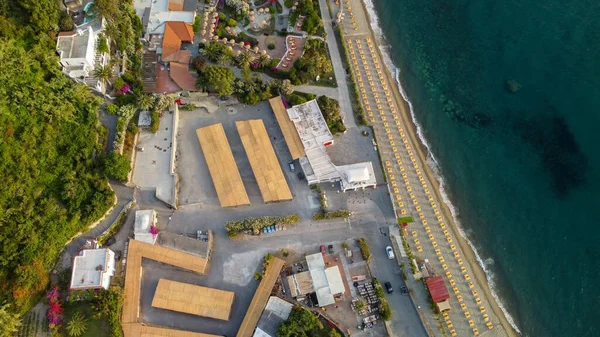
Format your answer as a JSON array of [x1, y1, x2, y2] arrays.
[[268, 97, 305, 160], [236, 257, 285, 337], [196, 124, 250, 207], [123, 240, 209, 332], [123, 323, 222, 337], [152, 279, 234, 321], [236, 120, 292, 203]]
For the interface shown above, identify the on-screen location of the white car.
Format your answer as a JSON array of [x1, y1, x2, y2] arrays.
[[386, 246, 395, 260]]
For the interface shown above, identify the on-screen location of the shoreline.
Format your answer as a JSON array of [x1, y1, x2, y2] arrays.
[[345, 1, 521, 336]]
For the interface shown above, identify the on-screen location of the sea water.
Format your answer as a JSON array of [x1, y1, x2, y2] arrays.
[[364, 0, 600, 336]]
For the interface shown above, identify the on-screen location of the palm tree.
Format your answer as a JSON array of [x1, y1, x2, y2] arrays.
[[103, 22, 120, 48], [137, 94, 155, 111], [217, 52, 232, 66], [93, 65, 114, 86], [257, 54, 271, 68], [235, 51, 254, 69], [66, 310, 87, 337], [200, 42, 221, 62]]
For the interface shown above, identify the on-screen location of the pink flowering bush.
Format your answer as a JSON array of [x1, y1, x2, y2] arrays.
[[150, 224, 159, 238], [46, 286, 64, 328]]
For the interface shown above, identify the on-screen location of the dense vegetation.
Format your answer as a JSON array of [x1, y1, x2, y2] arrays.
[[225, 214, 299, 237], [277, 305, 342, 337], [316, 96, 345, 134], [289, 39, 333, 85], [0, 0, 137, 317]]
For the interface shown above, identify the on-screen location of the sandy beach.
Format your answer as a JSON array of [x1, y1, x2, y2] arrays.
[[337, 0, 521, 336]]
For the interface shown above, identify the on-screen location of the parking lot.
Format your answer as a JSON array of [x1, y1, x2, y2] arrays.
[[125, 97, 431, 336]]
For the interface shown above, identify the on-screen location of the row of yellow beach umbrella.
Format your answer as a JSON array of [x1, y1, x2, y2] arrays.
[[347, 36, 494, 336]]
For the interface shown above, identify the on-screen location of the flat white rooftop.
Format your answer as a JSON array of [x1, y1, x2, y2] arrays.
[[134, 210, 157, 244], [286, 100, 376, 191], [304, 253, 345, 307], [70, 249, 113, 289]]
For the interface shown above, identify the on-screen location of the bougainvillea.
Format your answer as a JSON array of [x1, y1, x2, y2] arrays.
[[46, 286, 64, 328]]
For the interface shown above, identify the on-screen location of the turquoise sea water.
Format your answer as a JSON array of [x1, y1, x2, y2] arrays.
[[365, 0, 600, 336]]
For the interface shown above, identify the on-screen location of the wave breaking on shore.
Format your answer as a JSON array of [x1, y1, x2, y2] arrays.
[[359, 0, 522, 334]]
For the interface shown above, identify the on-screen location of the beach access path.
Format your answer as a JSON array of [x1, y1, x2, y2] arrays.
[[330, 0, 520, 337], [317, 0, 357, 129]]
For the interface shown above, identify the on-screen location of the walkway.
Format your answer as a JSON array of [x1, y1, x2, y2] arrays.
[[317, 0, 356, 128], [57, 182, 134, 269]]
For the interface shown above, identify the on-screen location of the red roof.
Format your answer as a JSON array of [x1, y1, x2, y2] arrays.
[[426, 276, 450, 303], [162, 22, 194, 61]]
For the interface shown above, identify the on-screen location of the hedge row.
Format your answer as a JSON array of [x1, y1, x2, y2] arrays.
[[225, 214, 299, 237], [313, 209, 351, 220], [358, 237, 371, 261]]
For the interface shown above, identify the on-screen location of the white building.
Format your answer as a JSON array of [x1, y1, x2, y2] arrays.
[[134, 209, 158, 245], [56, 27, 96, 78], [287, 253, 346, 307], [286, 100, 377, 191], [56, 19, 109, 92], [253, 297, 294, 337], [70, 248, 115, 290]]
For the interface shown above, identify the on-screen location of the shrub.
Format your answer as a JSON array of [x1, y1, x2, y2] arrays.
[[358, 238, 371, 261], [219, 13, 226, 21], [313, 210, 351, 220], [225, 214, 299, 237], [150, 110, 160, 133], [106, 104, 118, 115], [103, 153, 131, 182], [268, 43, 275, 50], [379, 301, 392, 321], [227, 18, 238, 27], [193, 16, 202, 33], [288, 93, 307, 106]]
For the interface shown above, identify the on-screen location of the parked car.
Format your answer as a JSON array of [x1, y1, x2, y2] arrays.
[[320, 245, 326, 256], [400, 286, 408, 295], [327, 245, 334, 254], [114, 251, 122, 261], [384, 281, 394, 294], [385, 246, 395, 260], [297, 171, 305, 180], [104, 237, 116, 247], [288, 161, 295, 172]]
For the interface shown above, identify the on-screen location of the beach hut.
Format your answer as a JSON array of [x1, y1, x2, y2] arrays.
[[239, 41, 245, 47], [253, 46, 259, 53], [258, 8, 264, 13], [229, 39, 236, 45]]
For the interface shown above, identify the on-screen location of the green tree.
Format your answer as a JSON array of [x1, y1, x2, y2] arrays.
[[204, 66, 235, 96], [235, 51, 254, 69], [192, 15, 202, 33], [217, 52, 232, 66], [97, 36, 109, 54], [94, 0, 120, 21], [191, 55, 206, 72], [66, 310, 88, 337], [379, 301, 392, 321], [59, 11, 75, 31], [200, 42, 223, 62], [19, 0, 60, 33], [137, 94, 154, 111], [288, 93, 307, 106], [93, 65, 114, 86], [257, 53, 271, 68], [103, 153, 131, 182], [0, 303, 21, 337], [277, 306, 323, 337], [227, 18, 237, 27]]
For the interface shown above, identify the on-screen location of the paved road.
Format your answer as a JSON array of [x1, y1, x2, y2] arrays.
[[295, 84, 339, 98], [57, 182, 134, 269], [317, 0, 356, 128], [98, 103, 118, 153]]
